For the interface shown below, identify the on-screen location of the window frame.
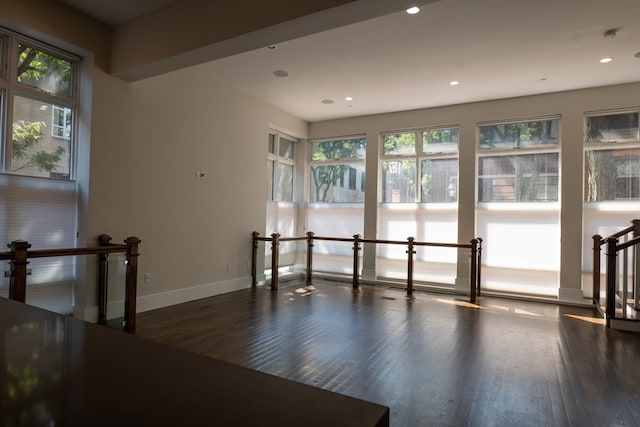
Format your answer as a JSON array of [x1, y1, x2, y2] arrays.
[[379, 126, 459, 204], [476, 116, 561, 205], [583, 108, 640, 202], [267, 130, 297, 203], [308, 135, 366, 204], [1, 30, 79, 180]]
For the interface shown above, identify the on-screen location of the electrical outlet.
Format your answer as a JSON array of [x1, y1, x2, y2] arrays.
[[144, 272, 151, 283]]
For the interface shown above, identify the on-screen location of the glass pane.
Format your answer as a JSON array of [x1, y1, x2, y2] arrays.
[[310, 164, 365, 202], [17, 44, 72, 97], [279, 137, 295, 159], [479, 119, 559, 150], [267, 160, 275, 200], [276, 163, 293, 201], [382, 160, 416, 202], [478, 153, 558, 202], [587, 113, 639, 142], [268, 134, 276, 154], [421, 158, 458, 202], [312, 137, 366, 160], [585, 148, 640, 201], [11, 96, 72, 178], [383, 133, 416, 155], [422, 128, 458, 153]]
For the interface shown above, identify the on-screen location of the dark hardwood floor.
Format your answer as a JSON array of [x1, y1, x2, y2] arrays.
[[136, 281, 640, 426]]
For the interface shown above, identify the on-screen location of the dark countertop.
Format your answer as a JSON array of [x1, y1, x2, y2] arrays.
[[0, 297, 389, 426]]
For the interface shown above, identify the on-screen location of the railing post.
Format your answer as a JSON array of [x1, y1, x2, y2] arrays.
[[406, 237, 415, 297], [123, 236, 141, 333], [605, 237, 618, 326], [352, 234, 361, 289], [633, 220, 640, 310], [476, 238, 483, 297], [271, 233, 280, 291], [252, 231, 259, 287], [97, 234, 112, 325], [470, 239, 478, 304], [8, 240, 31, 303], [306, 231, 314, 285], [592, 234, 602, 306]]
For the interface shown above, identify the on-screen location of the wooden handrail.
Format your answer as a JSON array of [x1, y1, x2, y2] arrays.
[[2, 234, 141, 333], [252, 231, 483, 303]]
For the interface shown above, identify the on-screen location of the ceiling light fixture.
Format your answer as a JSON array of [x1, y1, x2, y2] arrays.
[[267, 45, 277, 50], [449, 80, 459, 86], [273, 69, 290, 77], [634, 51, 640, 59], [321, 99, 335, 104], [599, 57, 613, 63], [406, 6, 420, 14], [345, 96, 353, 101]]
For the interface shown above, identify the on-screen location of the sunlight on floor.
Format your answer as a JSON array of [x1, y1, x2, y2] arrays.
[[564, 314, 606, 325]]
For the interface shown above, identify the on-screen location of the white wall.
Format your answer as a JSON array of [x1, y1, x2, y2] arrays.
[[309, 82, 640, 304], [87, 66, 308, 313]]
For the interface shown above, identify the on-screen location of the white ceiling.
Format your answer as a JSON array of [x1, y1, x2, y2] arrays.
[[57, 0, 640, 122]]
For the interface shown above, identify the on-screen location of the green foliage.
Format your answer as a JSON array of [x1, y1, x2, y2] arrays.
[[383, 133, 415, 155], [480, 120, 555, 148], [17, 44, 71, 96], [311, 138, 365, 202], [11, 120, 65, 173]]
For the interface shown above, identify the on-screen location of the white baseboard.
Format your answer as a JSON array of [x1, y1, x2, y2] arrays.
[[136, 276, 253, 313]]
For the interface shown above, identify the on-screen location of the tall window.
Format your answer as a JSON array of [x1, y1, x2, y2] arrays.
[[266, 131, 298, 272], [476, 117, 560, 296], [308, 136, 365, 273], [0, 30, 80, 313], [582, 110, 640, 298], [378, 127, 459, 284]]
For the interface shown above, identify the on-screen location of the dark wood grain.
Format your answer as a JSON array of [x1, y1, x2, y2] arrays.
[[137, 280, 640, 427]]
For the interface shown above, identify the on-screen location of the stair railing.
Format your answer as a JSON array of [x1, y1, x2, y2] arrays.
[[1, 235, 141, 332], [593, 219, 640, 324]]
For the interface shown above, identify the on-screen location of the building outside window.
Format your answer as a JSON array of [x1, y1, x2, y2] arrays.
[[582, 110, 640, 298], [0, 30, 80, 314], [476, 117, 561, 296], [307, 136, 365, 273], [378, 127, 459, 284]]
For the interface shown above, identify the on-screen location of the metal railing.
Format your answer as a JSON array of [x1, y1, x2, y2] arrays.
[[1, 234, 141, 332], [593, 219, 640, 325], [252, 231, 482, 303]]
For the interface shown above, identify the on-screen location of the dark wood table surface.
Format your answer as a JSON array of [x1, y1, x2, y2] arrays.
[[0, 297, 389, 426]]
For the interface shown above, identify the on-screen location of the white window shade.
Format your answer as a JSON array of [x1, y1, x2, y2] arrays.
[[0, 174, 77, 313]]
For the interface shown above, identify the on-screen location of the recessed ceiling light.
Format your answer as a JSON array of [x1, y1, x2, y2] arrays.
[[345, 96, 353, 101], [449, 80, 460, 86], [273, 69, 290, 77], [267, 45, 277, 50], [321, 99, 334, 104], [599, 57, 613, 63], [634, 51, 640, 58], [406, 6, 420, 14]]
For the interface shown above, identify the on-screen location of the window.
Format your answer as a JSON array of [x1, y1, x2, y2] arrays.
[[310, 136, 366, 203], [478, 118, 559, 202], [378, 127, 459, 284], [582, 110, 640, 299], [381, 127, 459, 203], [267, 132, 296, 202], [0, 29, 81, 314], [3, 40, 77, 179], [584, 111, 640, 202], [475, 117, 561, 296]]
